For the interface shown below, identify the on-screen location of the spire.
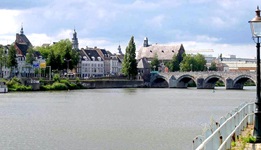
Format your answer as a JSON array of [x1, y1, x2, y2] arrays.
[[118, 45, 123, 55], [72, 28, 79, 50], [143, 37, 148, 47], [20, 23, 24, 35]]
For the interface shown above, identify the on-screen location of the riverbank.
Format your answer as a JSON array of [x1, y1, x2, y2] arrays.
[[3, 77, 147, 92]]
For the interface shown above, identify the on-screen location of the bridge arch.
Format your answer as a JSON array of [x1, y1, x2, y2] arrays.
[[151, 76, 169, 88], [232, 75, 255, 89], [176, 74, 196, 88], [204, 75, 225, 89]]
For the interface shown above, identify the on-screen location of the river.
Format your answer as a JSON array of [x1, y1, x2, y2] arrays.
[[0, 87, 256, 150]]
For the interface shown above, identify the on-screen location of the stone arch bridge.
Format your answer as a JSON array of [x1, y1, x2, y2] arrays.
[[150, 71, 257, 89]]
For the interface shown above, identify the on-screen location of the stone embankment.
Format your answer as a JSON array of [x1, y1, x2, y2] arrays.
[[80, 80, 147, 88]]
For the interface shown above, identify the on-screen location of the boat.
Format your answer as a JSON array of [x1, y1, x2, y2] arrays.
[[0, 82, 8, 93]]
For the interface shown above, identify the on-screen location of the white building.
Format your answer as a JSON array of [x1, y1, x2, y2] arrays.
[[80, 49, 104, 78]]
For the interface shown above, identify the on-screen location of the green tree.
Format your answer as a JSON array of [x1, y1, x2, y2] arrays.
[[150, 54, 160, 71], [0, 46, 6, 77], [7, 45, 18, 76], [70, 49, 80, 70], [122, 36, 137, 79], [46, 49, 58, 70], [209, 61, 217, 71], [25, 47, 36, 65], [38, 39, 79, 72], [194, 54, 206, 71], [180, 54, 194, 71], [179, 53, 206, 72], [166, 54, 180, 71]]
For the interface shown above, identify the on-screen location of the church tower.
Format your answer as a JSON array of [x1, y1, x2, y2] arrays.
[[72, 29, 79, 50], [143, 37, 149, 47], [20, 25, 24, 35], [118, 45, 123, 55]]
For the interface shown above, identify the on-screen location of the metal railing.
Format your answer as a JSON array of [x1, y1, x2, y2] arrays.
[[192, 102, 255, 150]]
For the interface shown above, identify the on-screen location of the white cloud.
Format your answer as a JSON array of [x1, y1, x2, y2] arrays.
[[145, 15, 166, 28], [0, 9, 21, 34]]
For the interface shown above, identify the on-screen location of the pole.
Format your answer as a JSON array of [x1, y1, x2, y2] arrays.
[[254, 37, 261, 142]]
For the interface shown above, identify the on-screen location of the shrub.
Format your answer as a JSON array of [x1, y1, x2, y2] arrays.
[[53, 74, 60, 82], [7, 78, 32, 91], [52, 82, 68, 90]]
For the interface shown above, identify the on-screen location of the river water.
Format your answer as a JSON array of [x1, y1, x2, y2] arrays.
[[0, 87, 256, 150]]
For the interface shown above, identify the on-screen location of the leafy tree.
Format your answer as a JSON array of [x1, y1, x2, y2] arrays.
[[25, 47, 36, 65], [180, 54, 194, 71], [70, 49, 80, 69], [194, 54, 206, 71], [122, 36, 137, 79], [46, 49, 58, 70], [38, 39, 79, 72], [150, 54, 160, 71], [180, 53, 206, 71], [63, 45, 72, 70], [209, 61, 217, 71], [166, 54, 180, 71], [7, 45, 18, 76], [0, 46, 6, 77]]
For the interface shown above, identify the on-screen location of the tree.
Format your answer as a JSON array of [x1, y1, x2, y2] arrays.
[[122, 36, 137, 79], [194, 54, 207, 71], [209, 62, 217, 71], [0, 46, 6, 77], [166, 54, 180, 71], [180, 54, 194, 71], [38, 39, 79, 72], [179, 53, 206, 72], [25, 47, 36, 65], [7, 45, 18, 76], [150, 54, 160, 71], [46, 49, 57, 70]]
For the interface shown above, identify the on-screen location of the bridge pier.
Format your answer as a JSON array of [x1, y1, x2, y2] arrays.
[[226, 78, 244, 90], [197, 78, 204, 89]]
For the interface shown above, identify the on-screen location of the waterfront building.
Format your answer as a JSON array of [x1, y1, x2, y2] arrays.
[[137, 37, 185, 72], [1, 27, 45, 78], [137, 37, 185, 62], [94, 47, 111, 75], [137, 57, 150, 82], [80, 47, 104, 78], [216, 55, 256, 72]]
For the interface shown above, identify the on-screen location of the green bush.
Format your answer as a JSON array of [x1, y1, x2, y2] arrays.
[[41, 82, 68, 90], [53, 74, 60, 82], [52, 82, 68, 90], [7, 78, 32, 91]]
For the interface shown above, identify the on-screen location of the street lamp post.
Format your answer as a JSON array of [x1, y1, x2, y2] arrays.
[[249, 6, 261, 142]]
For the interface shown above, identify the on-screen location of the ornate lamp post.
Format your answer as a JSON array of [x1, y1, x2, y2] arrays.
[[249, 6, 261, 142]]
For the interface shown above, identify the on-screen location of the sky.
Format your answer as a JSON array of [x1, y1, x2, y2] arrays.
[[0, 0, 260, 58]]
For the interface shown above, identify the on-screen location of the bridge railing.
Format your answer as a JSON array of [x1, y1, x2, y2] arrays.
[[192, 102, 255, 150]]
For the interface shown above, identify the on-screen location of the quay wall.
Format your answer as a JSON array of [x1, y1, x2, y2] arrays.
[[80, 80, 146, 88]]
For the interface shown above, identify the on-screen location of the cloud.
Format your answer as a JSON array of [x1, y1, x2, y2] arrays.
[[145, 15, 166, 28], [0, 0, 258, 59], [0, 9, 21, 34]]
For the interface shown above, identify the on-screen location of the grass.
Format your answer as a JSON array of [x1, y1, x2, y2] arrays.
[[231, 125, 255, 150]]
